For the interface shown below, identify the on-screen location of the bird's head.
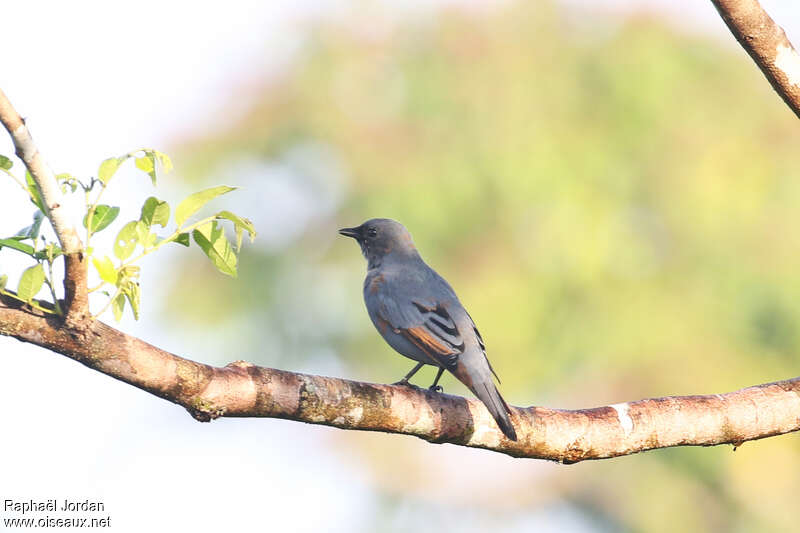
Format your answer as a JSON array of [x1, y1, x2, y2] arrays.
[[339, 218, 418, 268]]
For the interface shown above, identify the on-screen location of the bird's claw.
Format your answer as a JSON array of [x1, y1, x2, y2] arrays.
[[428, 385, 443, 393], [392, 379, 421, 390]]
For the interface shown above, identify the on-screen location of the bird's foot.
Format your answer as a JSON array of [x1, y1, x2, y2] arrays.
[[392, 379, 421, 390], [428, 385, 443, 393]]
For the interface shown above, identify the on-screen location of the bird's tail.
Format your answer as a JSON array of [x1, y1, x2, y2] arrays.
[[474, 380, 517, 441], [454, 356, 517, 441]]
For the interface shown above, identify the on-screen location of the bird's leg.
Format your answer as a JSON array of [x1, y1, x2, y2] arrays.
[[428, 367, 445, 392], [393, 362, 425, 387]]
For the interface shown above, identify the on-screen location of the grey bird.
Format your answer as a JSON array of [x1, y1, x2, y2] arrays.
[[339, 218, 517, 440]]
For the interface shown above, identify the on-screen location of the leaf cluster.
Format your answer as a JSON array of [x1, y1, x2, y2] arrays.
[[0, 149, 255, 321]]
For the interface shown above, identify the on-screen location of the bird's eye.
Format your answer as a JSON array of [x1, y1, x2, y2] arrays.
[[367, 228, 378, 237]]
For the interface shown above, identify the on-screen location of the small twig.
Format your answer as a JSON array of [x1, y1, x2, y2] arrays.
[[0, 167, 29, 193], [45, 260, 63, 316], [0, 289, 58, 315], [92, 286, 121, 320], [87, 282, 105, 293]]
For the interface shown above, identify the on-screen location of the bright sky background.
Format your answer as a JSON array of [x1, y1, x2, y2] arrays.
[[1, 2, 798, 532]]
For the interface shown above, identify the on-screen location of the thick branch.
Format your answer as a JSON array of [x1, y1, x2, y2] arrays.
[[2, 297, 798, 462], [711, 0, 800, 118], [0, 89, 88, 322]]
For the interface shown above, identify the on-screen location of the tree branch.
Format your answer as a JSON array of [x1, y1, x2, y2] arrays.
[[2, 295, 798, 461], [0, 89, 82, 253], [711, 0, 800, 118], [4, 18, 800, 458], [0, 89, 89, 323]]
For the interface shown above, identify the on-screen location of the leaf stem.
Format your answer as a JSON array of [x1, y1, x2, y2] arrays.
[[93, 286, 121, 320], [85, 182, 109, 247], [1, 167, 28, 193], [45, 259, 63, 316], [0, 288, 58, 315], [88, 282, 106, 293]]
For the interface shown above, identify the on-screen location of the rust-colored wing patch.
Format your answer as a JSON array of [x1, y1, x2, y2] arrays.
[[401, 326, 460, 369], [376, 299, 463, 368], [405, 326, 458, 355]]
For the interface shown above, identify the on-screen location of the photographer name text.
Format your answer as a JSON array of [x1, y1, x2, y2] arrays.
[[4, 499, 105, 514]]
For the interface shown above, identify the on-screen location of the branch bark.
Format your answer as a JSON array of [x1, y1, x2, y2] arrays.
[[0, 89, 89, 324], [711, 0, 800, 118], [1, 295, 799, 461]]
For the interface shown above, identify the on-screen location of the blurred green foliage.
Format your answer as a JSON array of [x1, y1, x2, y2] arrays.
[[170, 3, 800, 531]]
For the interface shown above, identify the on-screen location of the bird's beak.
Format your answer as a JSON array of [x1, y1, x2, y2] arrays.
[[338, 226, 362, 240]]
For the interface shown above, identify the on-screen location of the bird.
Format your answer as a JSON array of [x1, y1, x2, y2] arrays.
[[339, 218, 517, 440]]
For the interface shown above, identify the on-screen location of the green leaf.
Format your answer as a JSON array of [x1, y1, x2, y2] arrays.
[[140, 197, 170, 228], [17, 264, 45, 302], [25, 171, 45, 212], [37, 243, 62, 263], [0, 238, 35, 256], [114, 221, 139, 260], [135, 154, 157, 185], [92, 256, 118, 285], [29, 211, 44, 239], [0, 155, 12, 170], [135, 149, 171, 184], [0, 274, 7, 290], [121, 281, 141, 320], [192, 221, 237, 277], [135, 155, 154, 172], [215, 210, 256, 251], [13, 210, 45, 241], [154, 150, 173, 174], [135, 220, 149, 244], [112, 292, 126, 321], [175, 186, 236, 227], [174, 233, 191, 247], [83, 205, 120, 234], [98, 157, 122, 185], [132, 220, 156, 250], [133, 221, 157, 249]]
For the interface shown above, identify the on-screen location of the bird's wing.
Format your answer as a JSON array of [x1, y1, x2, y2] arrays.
[[466, 312, 501, 383], [376, 293, 464, 369]]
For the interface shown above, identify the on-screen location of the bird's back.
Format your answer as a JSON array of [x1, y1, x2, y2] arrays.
[[364, 258, 462, 322]]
